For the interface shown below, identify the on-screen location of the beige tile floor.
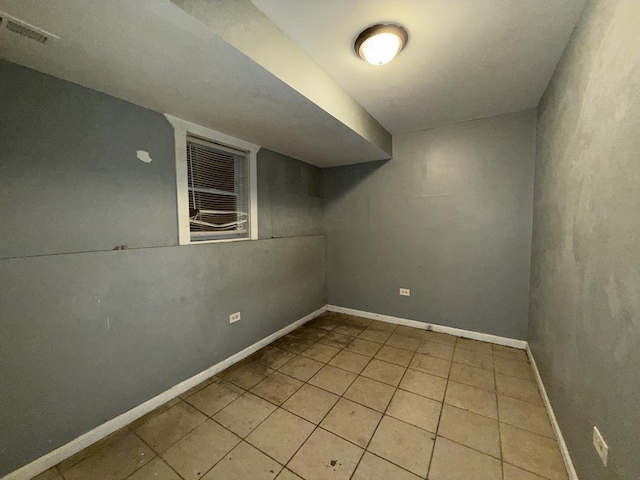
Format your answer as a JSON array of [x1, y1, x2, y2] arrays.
[[35, 312, 567, 480]]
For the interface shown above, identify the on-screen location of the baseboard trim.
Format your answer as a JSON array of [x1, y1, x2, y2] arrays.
[[3, 305, 328, 480], [526, 344, 579, 480], [327, 305, 527, 349]]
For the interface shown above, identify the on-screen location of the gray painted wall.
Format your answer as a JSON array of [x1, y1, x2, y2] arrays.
[[0, 60, 326, 475], [323, 110, 536, 339], [0, 61, 178, 258], [257, 148, 322, 239], [530, 0, 640, 478]]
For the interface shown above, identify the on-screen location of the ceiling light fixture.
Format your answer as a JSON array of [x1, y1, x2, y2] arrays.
[[354, 23, 408, 66]]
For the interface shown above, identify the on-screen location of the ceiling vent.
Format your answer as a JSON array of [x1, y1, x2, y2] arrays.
[[0, 12, 58, 44]]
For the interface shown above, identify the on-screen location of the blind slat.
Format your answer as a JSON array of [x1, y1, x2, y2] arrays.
[[186, 136, 249, 240]]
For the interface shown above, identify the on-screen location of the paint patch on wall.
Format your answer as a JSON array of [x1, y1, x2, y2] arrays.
[[136, 150, 152, 163]]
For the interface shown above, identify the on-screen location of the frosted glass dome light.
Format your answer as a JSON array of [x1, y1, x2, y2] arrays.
[[355, 24, 408, 66]]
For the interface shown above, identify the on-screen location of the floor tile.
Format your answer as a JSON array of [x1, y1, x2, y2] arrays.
[[449, 362, 495, 391], [358, 328, 393, 344], [318, 331, 353, 348], [394, 326, 425, 339], [184, 381, 241, 416], [351, 452, 421, 480], [308, 365, 357, 395], [417, 340, 454, 361], [494, 357, 535, 381], [161, 420, 240, 480], [341, 315, 372, 329], [213, 393, 276, 438], [288, 428, 363, 480], [333, 323, 365, 337], [281, 384, 339, 424], [437, 404, 500, 458], [374, 345, 414, 367], [367, 416, 434, 477], [274, 335, 315, 354], [503, 463, 548, 480], [201, 441, 281, 480], [252, 347, 298, 370], [64, 431, 153, 480], [294, 326, 329, 342], [246, 408, 315, 464], [58, 427, 132, 471], [498, 395, 554, 438], [344, 337, 382, 357], [328, 350, 371, 374], [301, 343, 341, 363], [495, 374, 543, 405], [398, 369, 447, 401], [445, 381, 497, 419], [276, 469, 304, 480], [33, 468, 62, 480], [453, 349, 494, 371], [309, 315, 342, 331], [279, 356, 324, 382], [343, 376, 396, 412], [222, 362, 274, 390], [250, 371, 304, 405], [428, 436, 502, 480], [134, 402, 207, 453], [422, 331, 457, 346], [492, 345, 529, 363], [385, 334, 421, 352], [409, 353, 451, 378], [179, 379, 213, 399], [320, 398, 382, 447], [456, 338, 494, 355], [127, 458, 180, 480], [210, 376, 246, 394], [366, 321, 397, 332], [360, 359, 406, 386], [500, 424, 567, 480], [386, 389, 441, 432]]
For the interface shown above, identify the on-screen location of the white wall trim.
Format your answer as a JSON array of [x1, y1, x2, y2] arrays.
[[3, 305, 327, 480], [327, 305, 527, 349], [526, 344, 579, 480], [164, 114, 260, 244]]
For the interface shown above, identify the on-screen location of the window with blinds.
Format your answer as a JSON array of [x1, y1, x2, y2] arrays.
[[186, 136, 249, 241]]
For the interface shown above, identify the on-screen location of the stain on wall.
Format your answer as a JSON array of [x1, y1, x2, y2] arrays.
[[323, 110, 537, 339], [529, 0, 640, 478]]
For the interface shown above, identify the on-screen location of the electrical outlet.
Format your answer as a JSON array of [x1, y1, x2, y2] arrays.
[[593, 426, 608, 466], [399, 288, 410, 296], [229, 312, 241, 324]]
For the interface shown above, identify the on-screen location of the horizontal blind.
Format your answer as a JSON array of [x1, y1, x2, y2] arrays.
[[186, 136, 249, 240]]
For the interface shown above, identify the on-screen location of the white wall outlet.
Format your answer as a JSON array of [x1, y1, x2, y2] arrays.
[[229, 312, 241, 324], [399, 288, 410, 296], [593, 426, 608, 466]]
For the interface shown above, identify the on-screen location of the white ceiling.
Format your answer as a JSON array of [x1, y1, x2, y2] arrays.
[[0, 0, 390, 167], [252, 0, 587, 134]]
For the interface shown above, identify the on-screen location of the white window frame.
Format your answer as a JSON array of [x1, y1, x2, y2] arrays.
[[165, 114, 259, 244]]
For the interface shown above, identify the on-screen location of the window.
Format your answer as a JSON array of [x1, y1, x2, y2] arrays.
[[186, 137, 248, 241], [165, 115, 258, 244]]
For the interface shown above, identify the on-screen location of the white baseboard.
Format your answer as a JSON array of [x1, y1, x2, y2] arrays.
[[3, 305, 327, 480], [526, 344, 579, 480], [327, 305, 527, 350]]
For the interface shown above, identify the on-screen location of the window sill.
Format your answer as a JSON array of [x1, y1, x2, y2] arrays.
[[186, 237, 254, 245]]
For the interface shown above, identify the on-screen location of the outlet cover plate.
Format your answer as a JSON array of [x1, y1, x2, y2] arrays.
[[399, 288, 410, 296], [593, 426, 608, 466], [229, 312, 241, 324]]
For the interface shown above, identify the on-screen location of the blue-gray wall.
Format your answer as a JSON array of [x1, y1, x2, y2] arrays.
[[0, 60, 326, 476], [530, 0, 640, 478], [257, 148, 322, 239], [323, 110, 536, 339]]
